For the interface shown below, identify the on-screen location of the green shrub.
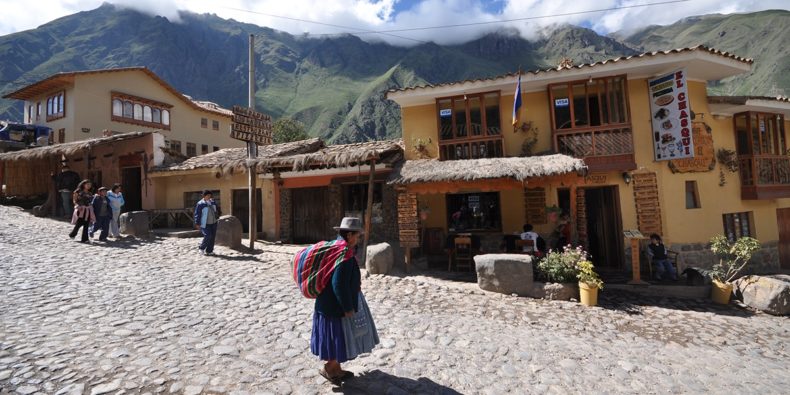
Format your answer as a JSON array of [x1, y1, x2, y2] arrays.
[[537, 245, 588, 283], [709, 235, 760, 283]]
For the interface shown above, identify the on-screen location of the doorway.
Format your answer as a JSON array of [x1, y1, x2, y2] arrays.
[[292, 187, 331, 244], [232, 189, 262, 234], [121, 167, 142, 212], [584, 186, 624, 269], [777, 208, 790, 270]]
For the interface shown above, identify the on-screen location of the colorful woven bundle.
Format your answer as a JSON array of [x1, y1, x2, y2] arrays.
[[293, 238, 354, 298]]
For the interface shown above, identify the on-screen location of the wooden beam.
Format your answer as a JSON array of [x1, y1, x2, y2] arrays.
[[362, 159, 376, 267]]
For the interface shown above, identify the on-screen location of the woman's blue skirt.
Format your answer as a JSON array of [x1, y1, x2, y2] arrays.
[[310, 311, 349, 362]]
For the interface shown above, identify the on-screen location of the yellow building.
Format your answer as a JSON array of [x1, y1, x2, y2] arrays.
[[387, 46, 790, 275], [3, 67, 244, 156]]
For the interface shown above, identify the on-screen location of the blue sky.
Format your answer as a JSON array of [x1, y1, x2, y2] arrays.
[[0, 0, 787, 45]]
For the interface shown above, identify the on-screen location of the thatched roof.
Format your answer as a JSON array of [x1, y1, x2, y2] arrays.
[[155, 138, 323, 172], [0, 132, 153, 162], [388, 154, 587, 184], [221, 139, 403, 174]]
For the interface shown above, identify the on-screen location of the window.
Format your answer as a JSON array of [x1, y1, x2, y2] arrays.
[[48, 130, 54, 144], [723, 212, 754, 241], [213, 146, 220, 152], [685, 181, 700, 209], [170, 140, 182, 153], [44, 92, 66, 121], [111, 93, 171, 129], [342, 183, 383, 223], [112, 99, 123, 117], [437, 91, 501, 141], [201, 118, 208, 128], [27, 105, 34, 123], [201, 144, 209, 155], [446, 192, 501, 231], [549, 75, 628, 130], [734, 112, 786, 156], [212, 120, 219, 131], [36, 102, 41, 120], [184, 190, 221, 211], [58, 129, 65, 143], [186, 142, 197, 157]]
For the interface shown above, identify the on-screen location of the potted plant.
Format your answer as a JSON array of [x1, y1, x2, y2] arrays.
[[576, 260, 603, 306], [537, 245, 584, 284], [709, 235, 760, 304]]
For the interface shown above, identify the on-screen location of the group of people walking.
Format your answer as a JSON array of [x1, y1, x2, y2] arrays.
[[62, 177, 125, 243]]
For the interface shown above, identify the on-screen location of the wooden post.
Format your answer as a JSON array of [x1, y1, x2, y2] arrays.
[[569, 184, 577, 243], [247, 33, 257, 249], [362, 159, 376, 267], [627, 237, 648, 285]]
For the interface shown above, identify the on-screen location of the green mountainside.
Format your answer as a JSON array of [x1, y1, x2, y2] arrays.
[[0, 4, 787, 143]]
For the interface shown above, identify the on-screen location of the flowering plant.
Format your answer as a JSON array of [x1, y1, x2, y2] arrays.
[[537, 245, 588, 283], [576, 260, 603, 289]]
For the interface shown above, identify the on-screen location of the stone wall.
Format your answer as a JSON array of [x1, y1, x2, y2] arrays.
[[671, 241, 780, 275], [369, 184, 399, 245], [278, 188, 292, 242]]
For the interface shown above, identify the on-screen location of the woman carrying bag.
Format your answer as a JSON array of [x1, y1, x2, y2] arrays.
[[292, 217, 379, 385]]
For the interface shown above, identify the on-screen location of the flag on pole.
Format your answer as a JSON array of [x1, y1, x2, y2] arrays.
[[512, 72, 522, 127]]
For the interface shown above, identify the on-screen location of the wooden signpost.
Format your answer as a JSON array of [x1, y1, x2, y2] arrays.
[[624, 229, 648, 285]]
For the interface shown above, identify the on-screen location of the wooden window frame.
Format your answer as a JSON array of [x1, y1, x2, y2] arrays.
[[201, 144, 209, 154], [733, 111, 786, 156], [722, 211, 754, 241], [186, 142, 197, 157], [110, 91, 172, 130], [201, 117, 208, 128], [548, 75, 631, 133], [212, 120, 220, 131], [435, 91, 502, 142], [446, 191, 503, 232], [170, 139, 182, 153], [685, 180, 701, 209]]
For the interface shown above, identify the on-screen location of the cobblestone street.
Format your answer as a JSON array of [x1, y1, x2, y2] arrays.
[[0, 205, 788, 394]]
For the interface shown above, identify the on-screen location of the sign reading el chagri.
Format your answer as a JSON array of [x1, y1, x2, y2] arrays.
[[649, 69, 694, 161]]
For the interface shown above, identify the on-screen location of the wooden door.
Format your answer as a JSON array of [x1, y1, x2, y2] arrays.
[[777, 208, 790, 269], [121, 167, 142, 212], [584, 186, 624, 269], [232, 189, 262, 233], [292, 187, 331, 244]]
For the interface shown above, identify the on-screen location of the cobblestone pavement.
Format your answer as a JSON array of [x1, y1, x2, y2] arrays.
[[1, 205, 788, 394]]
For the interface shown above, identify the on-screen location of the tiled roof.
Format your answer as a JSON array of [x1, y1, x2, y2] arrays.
[[387, 45, 753, 95]]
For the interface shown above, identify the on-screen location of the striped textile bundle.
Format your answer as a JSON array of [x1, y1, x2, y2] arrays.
[[293, 238, 354, 298]]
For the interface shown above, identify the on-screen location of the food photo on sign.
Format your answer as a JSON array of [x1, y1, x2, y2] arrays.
[[648, 68, 695, 161]]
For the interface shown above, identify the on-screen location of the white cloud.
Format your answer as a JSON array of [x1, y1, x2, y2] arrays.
[[0, 0, 787, 45]]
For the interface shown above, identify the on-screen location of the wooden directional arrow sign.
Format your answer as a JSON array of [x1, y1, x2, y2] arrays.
[[231, 105, 273, 145]]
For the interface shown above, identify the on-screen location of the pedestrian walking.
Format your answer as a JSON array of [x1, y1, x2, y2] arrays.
[[90, 187, 112, 241], [292, 217, 379, 385], [107, 183, 125, 238], [53, 164, 80, 218], [69, 180, 95, 243], [194, 190, 219, 256]]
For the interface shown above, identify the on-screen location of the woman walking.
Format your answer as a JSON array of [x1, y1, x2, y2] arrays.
[[293, 217, 379, 385], [69, 180, 95, 243]]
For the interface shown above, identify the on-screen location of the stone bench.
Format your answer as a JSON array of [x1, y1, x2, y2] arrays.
[[474, 254, 534, 296]]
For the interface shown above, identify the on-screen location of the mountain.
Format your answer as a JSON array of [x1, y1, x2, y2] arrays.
[[0, 4, 787, 143]]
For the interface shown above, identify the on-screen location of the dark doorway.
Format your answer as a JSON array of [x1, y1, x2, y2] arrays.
[[777, 208, 790, 270], [584, 186, 624, 269], [232, 189, 262, 234], [292, 187, 331, 244], [121, 167, 142, 212]]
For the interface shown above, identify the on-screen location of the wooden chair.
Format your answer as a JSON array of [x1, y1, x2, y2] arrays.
[[451, 236, 474, 271], [515, 239, 535, 254], [647, 249, 680, 279]]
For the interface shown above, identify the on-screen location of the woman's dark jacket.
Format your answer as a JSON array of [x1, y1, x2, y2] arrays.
[[315, 256, 361, 317]]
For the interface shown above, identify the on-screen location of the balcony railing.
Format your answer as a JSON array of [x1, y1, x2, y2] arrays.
[[554, 126, 636, 171], [439, 135, 504, 161], [738, 154, 790, 199]]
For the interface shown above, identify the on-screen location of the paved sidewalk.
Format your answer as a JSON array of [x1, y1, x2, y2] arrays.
[[0, 205, 788, 394]]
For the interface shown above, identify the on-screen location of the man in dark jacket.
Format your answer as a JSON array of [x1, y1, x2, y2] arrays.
[[194, 190, 220, 255], [53, 165, 80, 218], [90, 187, 112, 241]]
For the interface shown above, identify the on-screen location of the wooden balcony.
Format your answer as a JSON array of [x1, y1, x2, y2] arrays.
[[439, 135, 504, 161], [738, 155, 790, 199], [554, 126, 636, 172]]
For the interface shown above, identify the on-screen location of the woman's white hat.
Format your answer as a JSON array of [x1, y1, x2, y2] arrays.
[[334, 217, 364, 232]]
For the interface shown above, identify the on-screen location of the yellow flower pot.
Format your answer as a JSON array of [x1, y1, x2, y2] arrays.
[[578, 281, 599, 306], [711, 279, 733, 305]]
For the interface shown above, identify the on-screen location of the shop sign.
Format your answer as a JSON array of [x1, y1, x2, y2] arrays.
[[554, 98, 569, 107], [668, 122, 716, 173], [584, 174, 608, 184], [439, 108, 452, 117], [649, 69, 694, 161], [231, 106, 272, 145]]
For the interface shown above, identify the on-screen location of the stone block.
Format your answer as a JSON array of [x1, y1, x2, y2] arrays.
[[474, 254, 533, 296], [120, 211, 149, 237], [215, 215, 242, 249], [733, 274, 790, 316], [528, 282, 578, 301], [32, 205, 47, 217], [366, 242, 394, 274]]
